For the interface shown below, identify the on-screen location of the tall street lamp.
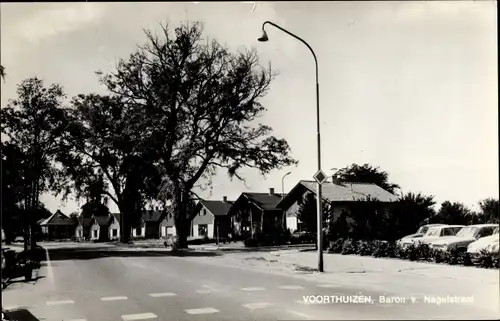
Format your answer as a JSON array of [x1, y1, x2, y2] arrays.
[[258, 21, 324, 272], [281, 171, 292, 229]]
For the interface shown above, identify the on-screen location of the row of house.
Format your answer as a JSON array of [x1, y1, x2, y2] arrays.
[[39, 180, 398, 242]]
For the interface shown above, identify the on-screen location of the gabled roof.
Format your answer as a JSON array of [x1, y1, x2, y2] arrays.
[[278, 180, 398, 210], [159, 210, 175, 227], [77, 216, 93, 228], [243, 192, 284, 211], [40, 210, 74, 226], [200, 200, 234, 216], [93, 215, 110, 227], [110, 213, 121, 224], [229, 192, 283, 214], [141, 210, 163, 223]]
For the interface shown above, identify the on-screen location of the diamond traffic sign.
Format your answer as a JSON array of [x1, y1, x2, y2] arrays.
[[313, 170, 328, 185]]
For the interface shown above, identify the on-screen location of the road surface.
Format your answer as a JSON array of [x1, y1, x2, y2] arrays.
[[2, 244, 496, 320]]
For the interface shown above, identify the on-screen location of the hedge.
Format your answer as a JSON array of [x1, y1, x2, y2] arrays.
[[326, 238, 499, 269]]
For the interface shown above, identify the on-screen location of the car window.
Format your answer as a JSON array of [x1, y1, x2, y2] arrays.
[[418, 226, 428, 234], [443, 228, 455, 236], [478, 227, 495, 238], [425, 228, 440, 236], [456, 227, 477, 237]]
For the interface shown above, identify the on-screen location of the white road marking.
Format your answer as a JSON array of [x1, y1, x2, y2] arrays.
[[288, 310, 313, 319], [278, 285, 305, 290], [295, 299, 310, 305], [101, 296, 128, 301], [46, 300, 74, 305], [317, 284, 337, 288], [242, 302, 273, 310], [148, 292, 177, 297], [184, 308, 219, 315], [121, 313, 158, 320], [241, 287, 266, 291]]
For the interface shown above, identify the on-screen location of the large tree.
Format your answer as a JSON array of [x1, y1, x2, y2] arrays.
[[390, 192, 436, 238], [1, 142, 31, 244], [334, 163, 400, 194], [55, 94, 161, 243], [95, 21, 296, 247], [429, 201, 473, 225], [346, 196, 390, 240], [1, 77, 68, 249], [296, 192, 329, 233], [477, 198, 499, 224]]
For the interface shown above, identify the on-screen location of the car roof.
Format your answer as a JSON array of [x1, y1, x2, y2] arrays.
[[467, 224, 498, 228]]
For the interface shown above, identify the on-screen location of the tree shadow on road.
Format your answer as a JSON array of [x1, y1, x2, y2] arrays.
[[46, 247, 222, 262], [3, 308, 41, 321], [2, 276, 46, 291]]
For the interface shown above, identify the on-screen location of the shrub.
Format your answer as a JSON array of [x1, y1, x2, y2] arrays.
[[396, 243, 411, 260], [407, 244, 420, 261], [432, 249, 447, 263], [371, 240, 396, 258], [357, 240, 374, 256], [461, 252, 473, 266], [372, 241, 388, 258], [341, 239, 358, 255], [385, 241, 398, 258], [415, 243, 433, 261], [328, 239, 345, 254], [444, 247, 464, 265], [476, 250, 497, 268]]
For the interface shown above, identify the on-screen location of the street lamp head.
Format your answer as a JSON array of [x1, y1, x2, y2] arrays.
[[257, 30, 269, 42]]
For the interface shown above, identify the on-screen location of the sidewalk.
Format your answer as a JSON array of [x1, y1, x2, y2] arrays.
[[186, 249, 500, 314]]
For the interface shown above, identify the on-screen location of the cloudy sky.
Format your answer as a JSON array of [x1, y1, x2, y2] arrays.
[[1, 1, 497, 214]]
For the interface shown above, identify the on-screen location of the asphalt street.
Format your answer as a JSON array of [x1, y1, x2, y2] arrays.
[[2, 244, 497, 320]]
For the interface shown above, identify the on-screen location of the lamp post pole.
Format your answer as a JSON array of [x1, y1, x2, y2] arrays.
[[258, 21, 323, 272]]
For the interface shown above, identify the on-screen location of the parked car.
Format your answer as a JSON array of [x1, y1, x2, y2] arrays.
[[14, 236, 24, 243], [431, 224, 499, 252], [467, 226, 499, 258], [401, 225, 464, 247], [416, 223, 447, 235], [397, 224, 448, 247]]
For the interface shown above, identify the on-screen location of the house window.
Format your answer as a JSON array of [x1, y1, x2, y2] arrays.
[[198, 224, 208, 237], [135, 227, 142, 236], [93, 230, 98, 238], [112, 229, 118, 237], [202, 209, 206, 216]]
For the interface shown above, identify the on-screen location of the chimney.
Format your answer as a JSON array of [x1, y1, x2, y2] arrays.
[[223, 196, 228, 203], [269, 188, 275, 195]]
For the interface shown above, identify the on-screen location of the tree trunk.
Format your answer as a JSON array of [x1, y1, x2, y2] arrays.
[[173, 189, 189, 249], [119, 204, 132, 244]]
